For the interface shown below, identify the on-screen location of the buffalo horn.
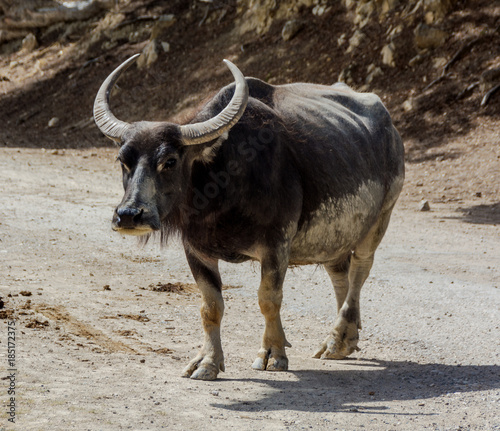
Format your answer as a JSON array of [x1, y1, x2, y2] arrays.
[[94, 56, 248, 146], [93, 54, 139, 142], [179, 60, 249, 145]]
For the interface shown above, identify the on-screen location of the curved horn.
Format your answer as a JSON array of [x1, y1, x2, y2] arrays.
[[93, 54, 139, 142], [180, 60, 249, 145]]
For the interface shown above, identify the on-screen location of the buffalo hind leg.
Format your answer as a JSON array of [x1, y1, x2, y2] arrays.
[[182, 250, 225, 380], [325, 256, 351, 314], [314, 207, 395, 360], [252, 251, 291, 372]]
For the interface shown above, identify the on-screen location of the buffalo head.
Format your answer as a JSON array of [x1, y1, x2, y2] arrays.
[[93, 55, 249, 236]]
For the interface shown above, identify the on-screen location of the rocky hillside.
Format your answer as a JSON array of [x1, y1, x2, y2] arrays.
[[0, 0, 499, 163]]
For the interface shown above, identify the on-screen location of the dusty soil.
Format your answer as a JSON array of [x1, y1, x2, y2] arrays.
[[0, 137, 499, 431], [0, 0, 499, 429]]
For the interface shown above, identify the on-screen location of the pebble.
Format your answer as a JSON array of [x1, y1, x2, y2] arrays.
[[48, 117, 60, 128], [418, 200, 430, 211]]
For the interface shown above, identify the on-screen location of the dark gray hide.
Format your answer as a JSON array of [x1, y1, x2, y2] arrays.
[[94, 58, 405, 381]]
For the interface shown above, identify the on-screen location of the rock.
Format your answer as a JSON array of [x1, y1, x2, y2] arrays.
[[381, 43, 395, 67], [423, 0, 456, 23], [480, 67, 500, 93], [48, 117, 59, 128], [137, 40, 161, 69], [21, 33, 38, 53], [365, 64, 383, 84], [414, 23, 447, 50], [281, 19, 303, 41], [338, 64, 356, 85], [419, 200, 431, 211], [312, 4, 330, 16], [161, 41, 170, 53], [375, 0, 399, 14], [433, 57, 447, 69], [236, 0, 306, 36], [346, 30, 366, 53], [337, 33, 347, 46], [354, 1, 375, 27], [402, 98, 414, 112]]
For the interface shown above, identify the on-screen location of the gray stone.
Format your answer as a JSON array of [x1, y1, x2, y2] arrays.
[[354, 1, 375, 27], [137, 40, 161, 69], [419, 200, 431, 211], [338, 65, 356, 85], [366, 64, 383, 84], [161, 41, 170, 53], [21, 33, 38, 53], [312, 4, 330, 16], [48, 117, 59, 128], [402, 98, 414, 112], [346, 30, 366, 53], [381, 43, 395, 67], [282, 20, 303, 41]]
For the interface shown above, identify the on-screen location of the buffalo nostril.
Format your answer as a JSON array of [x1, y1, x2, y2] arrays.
[[133, 209, 144, 223], [116, 207, 142, 228]]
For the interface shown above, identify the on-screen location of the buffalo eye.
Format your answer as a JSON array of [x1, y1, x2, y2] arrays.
[[159, 157, 177, 171], [118, 160, 131, 173]]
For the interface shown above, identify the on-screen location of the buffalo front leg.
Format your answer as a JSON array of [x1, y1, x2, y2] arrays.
[[183, 249, 224, 380], [252, 252, 291, 372]]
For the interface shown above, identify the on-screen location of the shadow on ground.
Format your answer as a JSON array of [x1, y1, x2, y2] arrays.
[[454, 202, 500, 225], [214, 359, 499, 413]]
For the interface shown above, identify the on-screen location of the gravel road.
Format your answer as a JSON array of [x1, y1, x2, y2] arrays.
[[0, 148, 499, 430]]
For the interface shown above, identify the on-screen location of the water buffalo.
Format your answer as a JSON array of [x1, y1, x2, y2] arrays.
[[94, 54, 404, 380]]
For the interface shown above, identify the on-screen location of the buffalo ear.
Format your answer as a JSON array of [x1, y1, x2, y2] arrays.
[[193, 131, 228, 164]]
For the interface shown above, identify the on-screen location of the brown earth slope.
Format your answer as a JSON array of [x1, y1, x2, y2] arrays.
[[0, 0, 499, 215]]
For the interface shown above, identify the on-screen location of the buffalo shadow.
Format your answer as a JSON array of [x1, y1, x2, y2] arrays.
[[456, 202, 500, 225], [212, 359, 499, 413]]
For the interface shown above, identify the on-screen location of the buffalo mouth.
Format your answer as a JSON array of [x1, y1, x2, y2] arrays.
[[111, 208, 160, 235], [111, 225, 156, 236]]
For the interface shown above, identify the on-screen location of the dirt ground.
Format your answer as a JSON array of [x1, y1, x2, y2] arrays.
[[0, 128, 499, 430], [0, 1, 499, 429]]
